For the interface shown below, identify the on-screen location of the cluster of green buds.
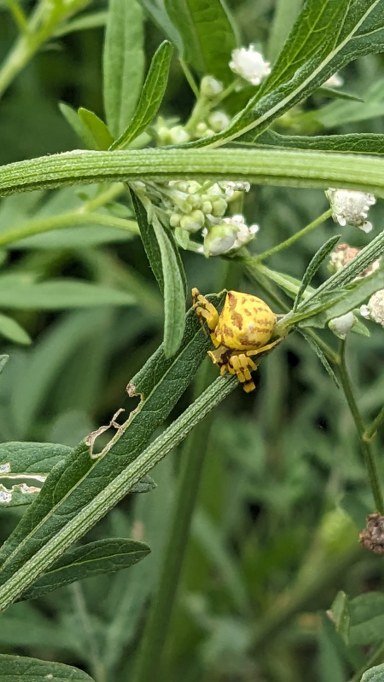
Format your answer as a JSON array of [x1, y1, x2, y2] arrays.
[[157, 179, 257, 256]]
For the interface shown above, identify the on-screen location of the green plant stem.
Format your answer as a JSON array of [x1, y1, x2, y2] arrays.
[[0, 212, 138, 248], [337, 341, 384, 513], [132, 366, 215, 682], [2, 148, 384, 197], [70, 583, 107, 682], [255, 209, 333, 263], [364, 405, 384, 442]]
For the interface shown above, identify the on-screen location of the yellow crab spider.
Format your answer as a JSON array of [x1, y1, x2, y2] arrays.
[[192, 288, 281, 393]]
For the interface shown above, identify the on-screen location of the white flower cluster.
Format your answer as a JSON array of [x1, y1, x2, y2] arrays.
[[158, 180, 257, 256], [361, 291, 384, 327], [329, 243, 381, 280], [326, 188, 376, 233], [229, 45, 270, 86]]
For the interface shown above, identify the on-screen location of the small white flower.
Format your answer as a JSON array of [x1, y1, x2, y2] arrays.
[[360, 290, 384, 327], [203, 215, 259, 256], [200, 76, 223, 98], [220, 181, 250, 198], [326, 188, 376, 233], [323, 73, 344, 88], [329, 312, 355, 339], [229, 45, 271, 86], [208, 111, 230, 132]]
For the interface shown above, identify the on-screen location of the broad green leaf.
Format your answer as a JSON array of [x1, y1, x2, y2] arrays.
[[0, 276, 135, 309], [111, 41, 173, 150], [349, 592, 384, 646], [361, 665, 384, 681], [0, 603, 81, 651], [78, 107, 114, 150], [0, 442, 71, 507], [164, 0, 237, 83], [293, 235, 341, 311], [249, 130, 384, 155], [20, 538, 150, 600], [194, 0, 384, 147], [0, 312, 31, 345], [0, 655, 94, 682], [103, 0, 145, 137], [0, 298, 227, 603], [152, 216, 187, 356]]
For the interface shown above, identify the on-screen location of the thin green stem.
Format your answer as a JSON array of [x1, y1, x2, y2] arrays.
[[255, 209, 332, 263], [132, 366, 215, 682], [337, 341, 384, 513], [5, 0, 28, 33], [364, 405, 384, 442]]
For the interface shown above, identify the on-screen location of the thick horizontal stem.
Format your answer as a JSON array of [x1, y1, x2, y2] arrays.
[[0, 148, 384, 197]]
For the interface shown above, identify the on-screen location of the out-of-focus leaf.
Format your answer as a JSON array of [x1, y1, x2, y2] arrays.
[[54, 10, 108, 36], [164, 0, 236, 83], [103, 0, 145, 137], [0, 312, 31, 345], [0, 655, 94, 681], [20, 538, 150, 600], [349, 593, 384, 646], [111, 41, 173, 150], [0, 276, 135, 309]]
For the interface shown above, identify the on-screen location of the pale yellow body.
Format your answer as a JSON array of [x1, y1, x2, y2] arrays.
[[192, 288, 280, 392]]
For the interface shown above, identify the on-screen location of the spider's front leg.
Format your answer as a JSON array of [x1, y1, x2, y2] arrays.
[[192, 287, 220, 347]]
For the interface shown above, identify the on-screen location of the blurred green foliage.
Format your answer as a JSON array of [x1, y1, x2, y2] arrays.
[[1, 1, 384, 681]]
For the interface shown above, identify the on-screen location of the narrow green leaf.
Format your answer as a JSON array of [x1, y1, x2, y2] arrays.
[[0, 312, 31, 345], [267, 0, 302, 62], [164, 0, 236, 83], [299, 329, 340, 387], [194, 0, 384, 147], [54, 10, 108, 37], [152, 216, 186, 356], [111, 41, 173, 150], [293, 235, 341, 311], [0, 655, 95, 682], [59, 102, 94, 148], [328, 591, 350, 644], [0, 277, 135, 309], [249, 130, 384, 155], [78, 107, 114, 150], [299, 267, 384, 329], [361, 664, 384, 681], [131, 191, 164, 291], [103, 0, 144, 137], [0, 299, 226, 602], [20, 538, 150, 601]]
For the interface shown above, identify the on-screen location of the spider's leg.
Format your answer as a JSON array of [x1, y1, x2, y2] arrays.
[[192, 288, 220, 340], [228, 353, 258, 393], [246, 338, 282, 359]]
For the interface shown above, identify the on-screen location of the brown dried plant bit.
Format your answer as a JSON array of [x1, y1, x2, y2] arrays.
[[86, 408, 125, 459], [359, 513, 384, 554]]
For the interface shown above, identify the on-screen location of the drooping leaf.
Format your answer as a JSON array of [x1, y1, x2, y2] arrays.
[[194, 0, 384, 147], [110, 41, 173, 150], [20, 538, 150, 600], [299, 329, 340, 387], [164, 0, 237, 83], [0, 655, 95, 682], [293, 235, 341, 311], [103, 0, 145, 137], [59, 102, 93, 148], [131, 191, 187, 355]]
